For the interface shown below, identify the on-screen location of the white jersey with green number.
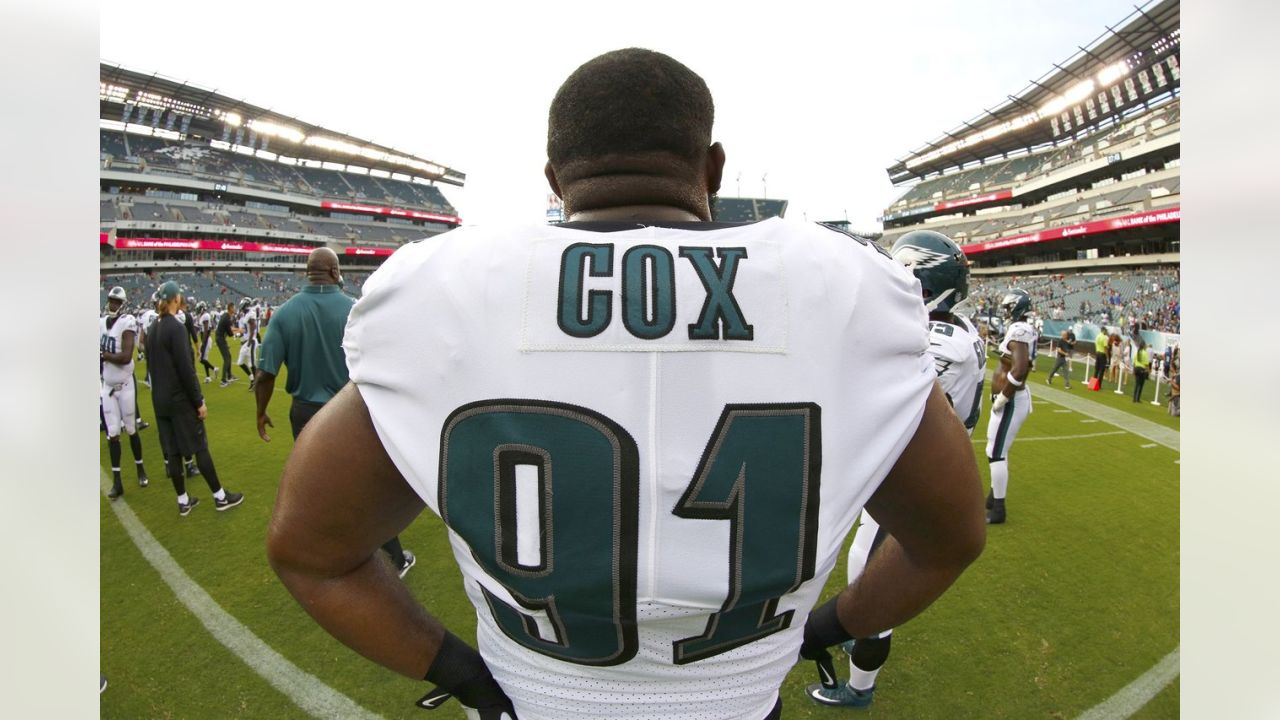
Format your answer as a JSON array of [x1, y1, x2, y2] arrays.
[[998, 320, 1038, 357], [99, 313, 138, 385], [928, 314, 986, 433], [344, 218, 935, 720]]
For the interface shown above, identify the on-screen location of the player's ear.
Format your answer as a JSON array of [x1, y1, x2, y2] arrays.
[[704, 142, 725, 196], [544, 162, 562, 199]]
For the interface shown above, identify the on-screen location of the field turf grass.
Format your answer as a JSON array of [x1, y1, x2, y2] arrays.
[[101, 351, 1178, 719]]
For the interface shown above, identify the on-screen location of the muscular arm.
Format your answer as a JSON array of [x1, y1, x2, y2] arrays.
[[254, 370, 277, 441], [831, 383, 986, 638], [994, 340, 1030, 399], [102, 330, 135, 365], [266, 383, 436, 678]]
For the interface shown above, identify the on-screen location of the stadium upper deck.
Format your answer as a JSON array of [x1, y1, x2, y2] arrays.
[[100, 63, 463, 271], [880, 0, 1179, 275]]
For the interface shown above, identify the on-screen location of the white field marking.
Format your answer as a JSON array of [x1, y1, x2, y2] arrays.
[[998, 375, 1181, 719], [1140, 443, 1158, 449], [971, 431, 1126, 444], [1076, 647, 1179, 720], [1080, 419, 1100, 423], [1021, 378, 1180, 451], [1053, 409, 1073, 413], [100, 472, 385, 720]]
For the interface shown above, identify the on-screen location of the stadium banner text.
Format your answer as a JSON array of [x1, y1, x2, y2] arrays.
[[343, 247, 395, 257], [963, 207, 1180, 254], [320, 200, 461, 225], [113, 237, 314, 255], [935, 190, 1013, 211]]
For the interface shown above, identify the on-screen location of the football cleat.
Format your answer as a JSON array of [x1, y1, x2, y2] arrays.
[[185, 461, 200, 478], [138, 473, 149, 488], [398, 550, 417, 579], [987, 499, 1006, 524], [179, 496, 200, 516], [136, 419, 150, 431], [107, 485, 124, 500], [807, 683, 875, 708]]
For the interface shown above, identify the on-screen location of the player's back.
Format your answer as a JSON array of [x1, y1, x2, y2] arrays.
[[344, 218, 935, 720]]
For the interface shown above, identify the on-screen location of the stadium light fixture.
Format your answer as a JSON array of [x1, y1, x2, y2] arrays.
[[248, 119, 304, 143], [1097, 61, 1130, 87], [223, 112, 243, 127]]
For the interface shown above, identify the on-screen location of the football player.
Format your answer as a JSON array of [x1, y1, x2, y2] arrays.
[[137, 293, 159, 388], [268, 48, 985, 720], [985, 288, 1036, 524], [236, 297, 259, 388], [810, 230, 985, 708], [100, 286, 151, 498], [196, 301, 218, 383]]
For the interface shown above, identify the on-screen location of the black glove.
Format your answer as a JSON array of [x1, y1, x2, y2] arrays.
[[416, 631, 516, 718], [799, 596, 852, 690]]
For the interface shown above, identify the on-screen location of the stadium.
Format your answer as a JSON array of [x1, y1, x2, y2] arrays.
[[99, 2, 1179, 718]]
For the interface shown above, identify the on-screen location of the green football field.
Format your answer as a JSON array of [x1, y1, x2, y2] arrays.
[[100, 351, 1179, 719]]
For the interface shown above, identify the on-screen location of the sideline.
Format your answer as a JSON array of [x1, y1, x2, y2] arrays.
[[1004, 376, 1181, 718], [100, 472, 385, 720], [987, 369, 1180, 451], [1076, 648, 1180, 720], [972, 430, 1127, 443]]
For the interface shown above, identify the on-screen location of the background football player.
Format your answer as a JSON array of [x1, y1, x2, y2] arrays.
[[100, 286, 151, 498], [985, 288, 1036, 524], [235, 297, 259, 388], [809, 230, 986, 708], [195, 301, 218, 383]]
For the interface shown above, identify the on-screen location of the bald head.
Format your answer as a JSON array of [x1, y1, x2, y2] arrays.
[[306, 247, 341, 285]]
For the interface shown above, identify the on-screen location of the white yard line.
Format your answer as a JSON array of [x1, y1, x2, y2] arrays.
[[1029, 382, 1180, 451], [101, 472, 385, 720], [972, 430, 1127, 443], [1076, 648, 1180, 720]]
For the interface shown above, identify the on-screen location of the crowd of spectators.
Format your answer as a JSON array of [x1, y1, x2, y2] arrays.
[[968, 267, 1179, 334]]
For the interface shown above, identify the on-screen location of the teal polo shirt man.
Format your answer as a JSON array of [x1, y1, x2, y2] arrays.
[[254, 251, 355, 440], [254, 247, 416, 577]]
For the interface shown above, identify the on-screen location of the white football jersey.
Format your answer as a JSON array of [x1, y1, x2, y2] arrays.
[[998, 320, 1038, 357], [345, 219, 935, 720], [928, 314, 986, 432], [139, 309, 158, 337], [100, 314, 138, 384], [199, 311, 213, 333]]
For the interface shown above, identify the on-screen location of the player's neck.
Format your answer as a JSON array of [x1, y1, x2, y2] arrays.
[[568, 205, 705, 223]]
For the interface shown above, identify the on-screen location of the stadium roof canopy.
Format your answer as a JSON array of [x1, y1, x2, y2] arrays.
[[99, 62, 465, 187], [886, 0, 1179, 185]]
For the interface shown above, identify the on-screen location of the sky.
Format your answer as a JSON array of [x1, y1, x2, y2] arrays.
[[100, 0, 1139, 232]]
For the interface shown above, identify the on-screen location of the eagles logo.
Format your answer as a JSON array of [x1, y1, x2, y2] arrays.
[[892, 244, 951, 269]]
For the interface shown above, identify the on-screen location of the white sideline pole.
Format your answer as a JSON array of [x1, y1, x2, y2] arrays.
[[1084, 353, 1093, 384], [1150, 372, 1163, 406], [1114, 363, 1126, 394]]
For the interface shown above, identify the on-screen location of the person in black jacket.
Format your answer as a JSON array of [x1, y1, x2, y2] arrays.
[[215, 301, 237, 387], [147, 280, 245, 516]]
